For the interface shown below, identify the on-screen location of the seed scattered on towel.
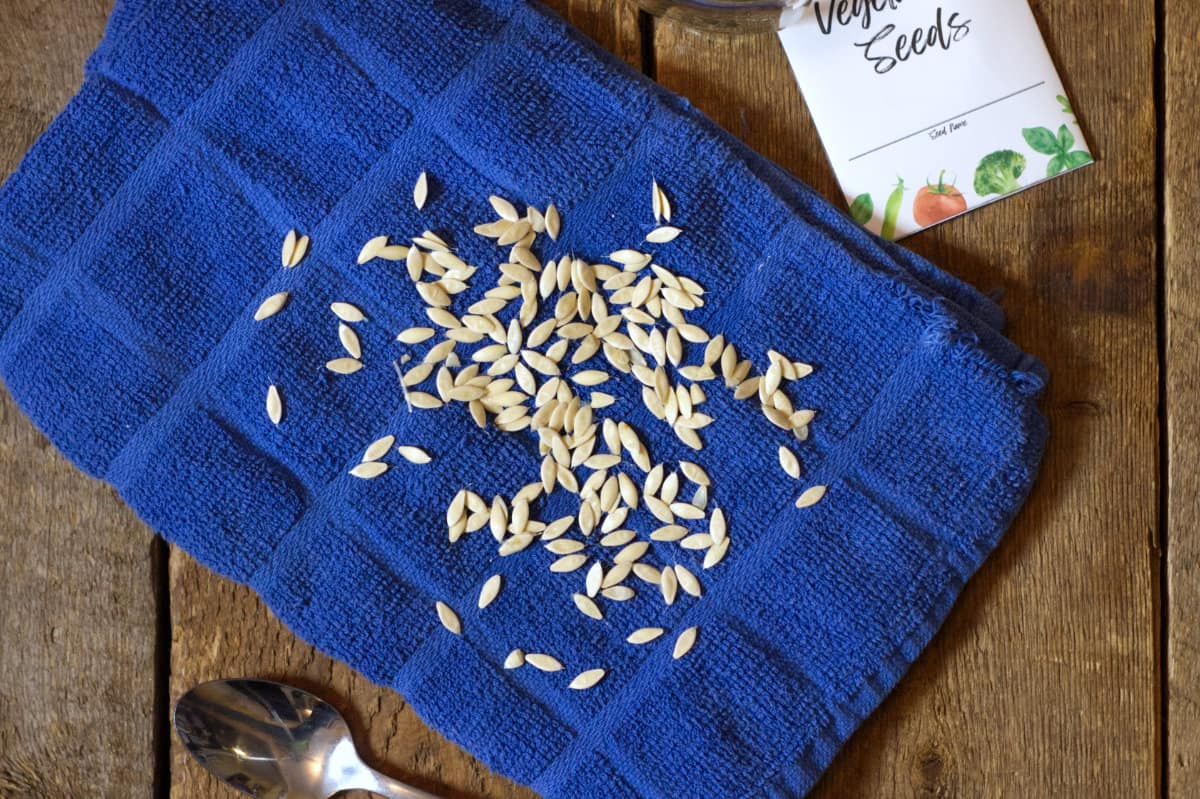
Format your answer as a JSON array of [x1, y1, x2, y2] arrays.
[[675, 564, 702, 597], [795, 485, 827, 508], [255, 189, 829, 682], [778, 446, 800, 479], [660, 567, 678, 606], [525, 653, 563, 672], [435, 601, 461, 635], [397, 326, 435, 344], [350, 461, 388, 479], [397, 446, 431, 464], [478, 574, 502, 609], [363, 435, 394, 462], [627, 627, 664, 645], [572, 593, 603, 620], [339, 323, 362, 359], [326, 358, 363, 375], [265, 385, 283, 425], [331, 302, 366, 322], [585, 561, 604, 597], [653, 181, 672, 223], [703, 538, 730, 569], [569, 668, 606, 690], [414, 171, 429, 210], [646, 226, 681, 244], [254, 292, 289, 321], [550, 554, 588, 573], [281, 229, 297, 267], [673, 626, 698, 659], [357, 235, 388, 265]]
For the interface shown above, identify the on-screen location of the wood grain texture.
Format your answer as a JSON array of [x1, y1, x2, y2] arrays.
[[168, 4, 641, 799], [1165, 0, 1199, 794], [0, 3, 160, 799], [649, 0, 1159, 795]]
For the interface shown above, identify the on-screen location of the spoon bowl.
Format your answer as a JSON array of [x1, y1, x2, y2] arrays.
[[174, 678, 439, 799]]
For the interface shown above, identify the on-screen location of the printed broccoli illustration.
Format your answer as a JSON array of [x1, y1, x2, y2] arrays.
[[973, 150, 1027, 197]]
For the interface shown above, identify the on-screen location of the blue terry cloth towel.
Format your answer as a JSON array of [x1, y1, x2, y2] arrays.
[[0, 1, 1048, 796]]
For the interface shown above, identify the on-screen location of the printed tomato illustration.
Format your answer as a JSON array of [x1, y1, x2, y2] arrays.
[[913, 171, 968, 226]]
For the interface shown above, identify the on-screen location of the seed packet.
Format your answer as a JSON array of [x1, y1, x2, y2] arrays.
[[780, 0, 1093, 240]]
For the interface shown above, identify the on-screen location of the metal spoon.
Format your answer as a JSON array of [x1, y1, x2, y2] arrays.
[[174, 678, 440, 799]]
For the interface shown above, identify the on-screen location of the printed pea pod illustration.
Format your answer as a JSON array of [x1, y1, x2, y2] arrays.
[[848, 193, 874, 226], [881, 177, 906, 241]]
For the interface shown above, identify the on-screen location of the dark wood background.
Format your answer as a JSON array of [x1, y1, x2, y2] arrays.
[[0, 0, 1184, 796]]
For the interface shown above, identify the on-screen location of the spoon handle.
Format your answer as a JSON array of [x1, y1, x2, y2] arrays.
[[360, 765, 443, 799]]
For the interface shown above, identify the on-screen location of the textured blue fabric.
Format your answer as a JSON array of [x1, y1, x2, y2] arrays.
[[0, 1, 1048, 797]]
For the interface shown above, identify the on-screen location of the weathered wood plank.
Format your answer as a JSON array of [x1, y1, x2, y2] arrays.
[[650, 4, 1158, 796], [1165, 0, 1199, 794], [0, 4, 159, 798], [169, 4, 642, 799]]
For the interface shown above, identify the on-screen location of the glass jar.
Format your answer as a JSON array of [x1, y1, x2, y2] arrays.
[[636, 0, 810, 34]]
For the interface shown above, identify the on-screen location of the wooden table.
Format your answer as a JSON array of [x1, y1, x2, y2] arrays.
[[0, 0, 1186, 796]]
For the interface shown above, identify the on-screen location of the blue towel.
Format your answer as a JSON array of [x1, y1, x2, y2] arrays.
[[0, 1, 1047, 796]]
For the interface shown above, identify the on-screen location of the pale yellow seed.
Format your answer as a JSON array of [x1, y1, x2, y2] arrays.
[[545, 539, 584, 555], [265, 385, 283, 425], [413, 170, 429, 210], [435, 601, 461, 635], [711, 507, 727, 544], [397, 446, 431, 464], [586, 561, 604, 597], [363, 435, 395, 462], [779, 446, 801, 479], [398, 326, 435, 344], [673, 626, 698, 659], [407, 391, 443, 409], [602, 586, 635, 601], [572, 593, 603, 620], [545, 203, 561, 240], [796, 485, 828, 508], [569, 668, 606, 690], [651, 525, 687, 542], [550, 554, 588, 573], [489, 194, 519, 221], [478, 574, 502, 609], [504, 649, 525, 669], [350, 461, 388, 479], [660, 567, 678, 605], [339, 323, 362, 359], [525, 653, 563, 672], [571, 370, 609, 387], [703, 538, 730, 569], [357, 235, 388, 265], [290, 233, 309, 267], [326, 358, 363, 375], [331, 302, 366, 323], [646, 225, 682, 243], [254, 292, 289, 321], [627, 627, 664, 645], [675, 564, 702, 597], [281, 229, 297, 267]]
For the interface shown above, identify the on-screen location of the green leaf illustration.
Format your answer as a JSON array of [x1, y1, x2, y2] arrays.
[[1065, 150, 1094, 168], [1022, 126, 1060, 156], [1057, 124, 1075, 153], [849, 193, 874, 225], [1047, 154, 1067, 177]]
